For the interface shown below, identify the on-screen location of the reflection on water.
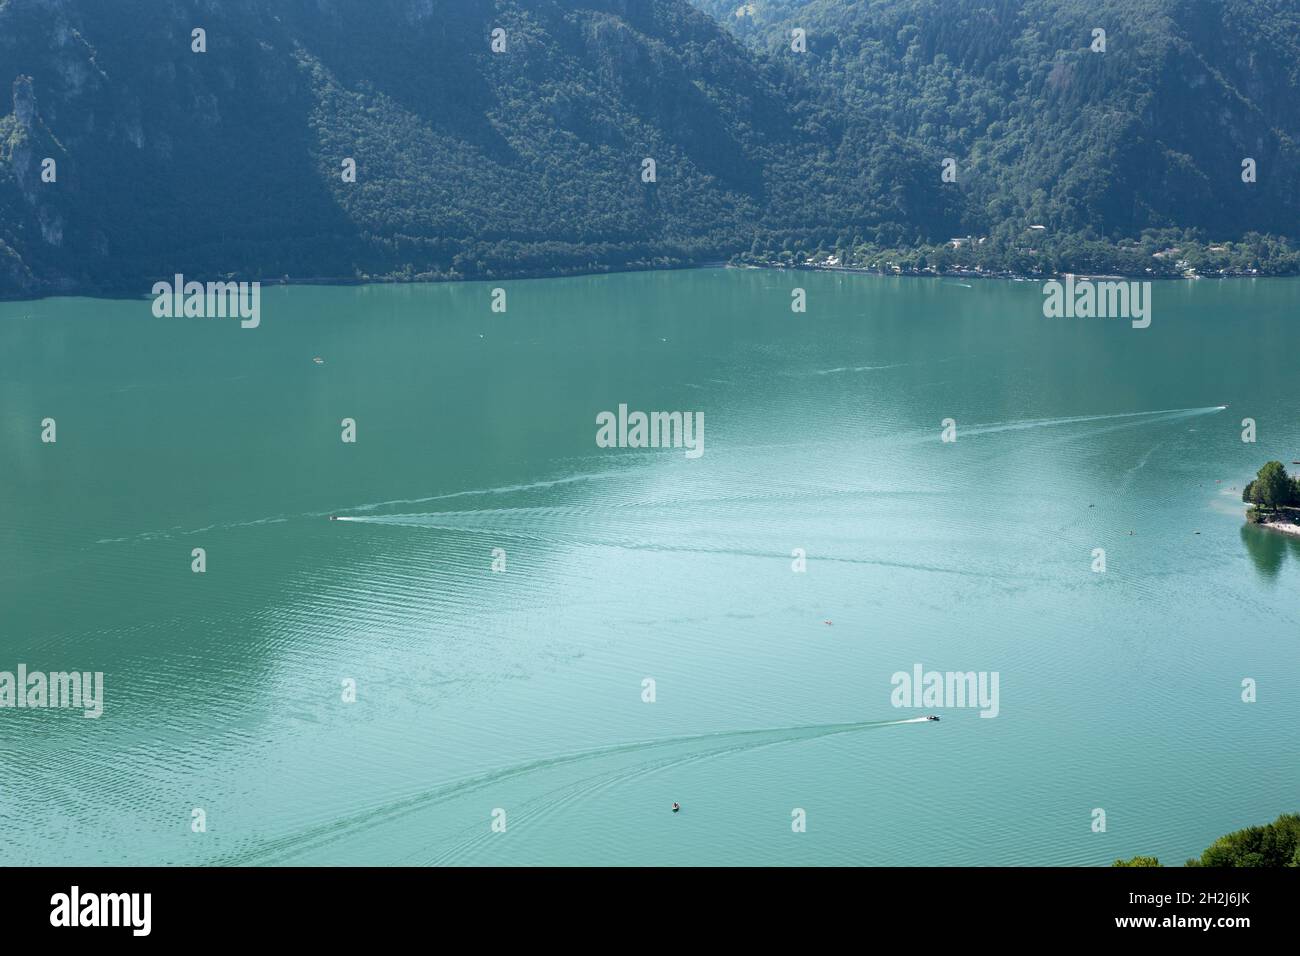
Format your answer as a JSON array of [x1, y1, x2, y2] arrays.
[[1240, 522, 1300, 580]]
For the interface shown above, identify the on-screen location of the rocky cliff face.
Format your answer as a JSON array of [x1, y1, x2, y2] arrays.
[[13, 74, 36, 130], [5, 72, 68, 259]]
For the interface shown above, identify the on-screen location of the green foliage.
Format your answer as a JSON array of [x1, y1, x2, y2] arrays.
[[698, 0, 1300, 242], [2, 0, 1299, 294], [1118, 813, 1300, 867], [1187, 813, 1300, 867], [1246, 461, 1294, 510]]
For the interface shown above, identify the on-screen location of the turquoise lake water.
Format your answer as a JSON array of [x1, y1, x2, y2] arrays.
[[1, 269, 1296, 865]]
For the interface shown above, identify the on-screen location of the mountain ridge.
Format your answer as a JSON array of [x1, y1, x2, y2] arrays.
[[2, 0, 1298, 298]]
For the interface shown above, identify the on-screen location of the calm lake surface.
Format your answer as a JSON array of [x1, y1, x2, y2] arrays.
[[1, 269, 1297, 865]]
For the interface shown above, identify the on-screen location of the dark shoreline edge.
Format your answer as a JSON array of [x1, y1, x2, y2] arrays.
[[0, 260, 1278, 306]]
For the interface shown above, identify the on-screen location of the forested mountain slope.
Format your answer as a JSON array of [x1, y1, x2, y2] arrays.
[[694, 0, 1300, 241], [0, 0, 958, 295], [2, 0, 1298, 296]]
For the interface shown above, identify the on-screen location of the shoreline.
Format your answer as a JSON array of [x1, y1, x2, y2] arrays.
[[1255, 518, 1300, 536], [742, 263, 1255, 282], [0, 260, 1282, 307]]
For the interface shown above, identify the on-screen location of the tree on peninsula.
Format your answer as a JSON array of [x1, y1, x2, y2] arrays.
[[1242, 461, 1298, 515]]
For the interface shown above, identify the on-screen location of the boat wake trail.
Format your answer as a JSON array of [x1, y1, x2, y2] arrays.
[[210, 717, 928, 866], [812, 363, 909, 375], [91, 472, 631, 543], [340, 471, 629, 513], [958, 405, 1224, 438]]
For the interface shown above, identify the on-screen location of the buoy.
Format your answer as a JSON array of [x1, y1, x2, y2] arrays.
[[671, 802, 680, 813]]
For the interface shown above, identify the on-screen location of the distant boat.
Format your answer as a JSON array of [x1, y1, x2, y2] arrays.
[[312, 356, 324, 365]]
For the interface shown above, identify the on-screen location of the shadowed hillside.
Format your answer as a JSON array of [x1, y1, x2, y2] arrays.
[[0, 0, 959, 295], [2, 0, 1299, 296]]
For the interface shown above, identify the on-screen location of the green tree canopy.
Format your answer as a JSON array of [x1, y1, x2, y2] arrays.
[[1247, 461, 1293, 509], [1187, 813, 1300, 867]]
